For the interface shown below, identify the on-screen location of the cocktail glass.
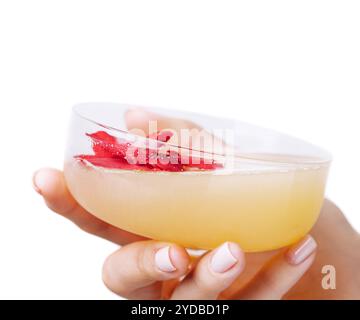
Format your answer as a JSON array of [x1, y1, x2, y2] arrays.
[[64, 103, 331, 252]]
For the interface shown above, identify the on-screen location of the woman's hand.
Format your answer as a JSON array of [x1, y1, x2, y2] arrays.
[[33, 109, 360, 299], [33, 168, 321, 299]]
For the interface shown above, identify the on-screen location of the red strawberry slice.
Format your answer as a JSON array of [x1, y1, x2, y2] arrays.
[[149, 130, 174, 143], [86, 131, 130, 158], [155, 150, 184, 172], [76, 130, 223, 172]]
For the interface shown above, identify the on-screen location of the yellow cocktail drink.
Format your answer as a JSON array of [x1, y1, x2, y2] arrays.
[[64, 158, 328, 252]]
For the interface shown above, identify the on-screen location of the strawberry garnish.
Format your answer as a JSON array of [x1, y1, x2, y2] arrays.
[[86, 131, 130, 158], [75, 130, 223, 172]]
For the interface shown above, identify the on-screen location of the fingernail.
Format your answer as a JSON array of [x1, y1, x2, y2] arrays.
[[32, 171, 43, 195], [286, 235, 317, 265], [155, 246, 176, 272], [210, 242, 238, 273]]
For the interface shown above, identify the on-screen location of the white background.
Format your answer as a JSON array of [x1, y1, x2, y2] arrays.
[[0, 1, 359, 299]]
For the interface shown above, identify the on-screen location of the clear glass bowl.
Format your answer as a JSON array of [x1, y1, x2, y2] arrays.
[[64, 103, 331, 252]]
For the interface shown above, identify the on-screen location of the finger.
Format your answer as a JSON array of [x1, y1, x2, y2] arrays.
[[237, 235, 317, 300], [102, 240, 190, 299], [171, 242, 245, 300], [33, 168, 144, 245], [125, 108, 201, 134]]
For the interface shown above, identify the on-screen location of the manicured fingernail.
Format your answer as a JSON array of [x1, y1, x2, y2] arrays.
[[32, 171, 43, 195], [286, 235, 317, 265], [211, 242, 238, 273], [155, 246, 177, 272]]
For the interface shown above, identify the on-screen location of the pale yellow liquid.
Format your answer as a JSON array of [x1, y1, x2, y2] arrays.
[[64, 159, 329, 252]]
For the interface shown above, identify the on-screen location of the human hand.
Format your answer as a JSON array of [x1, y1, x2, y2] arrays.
[[33, 109, 360, 299]]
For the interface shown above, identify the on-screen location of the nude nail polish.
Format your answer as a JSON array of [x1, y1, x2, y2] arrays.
[[155, 246, 176, 272], [210, 242, 238, 273], [286, 235, 317, 265], [32, 171, 42, 194]]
